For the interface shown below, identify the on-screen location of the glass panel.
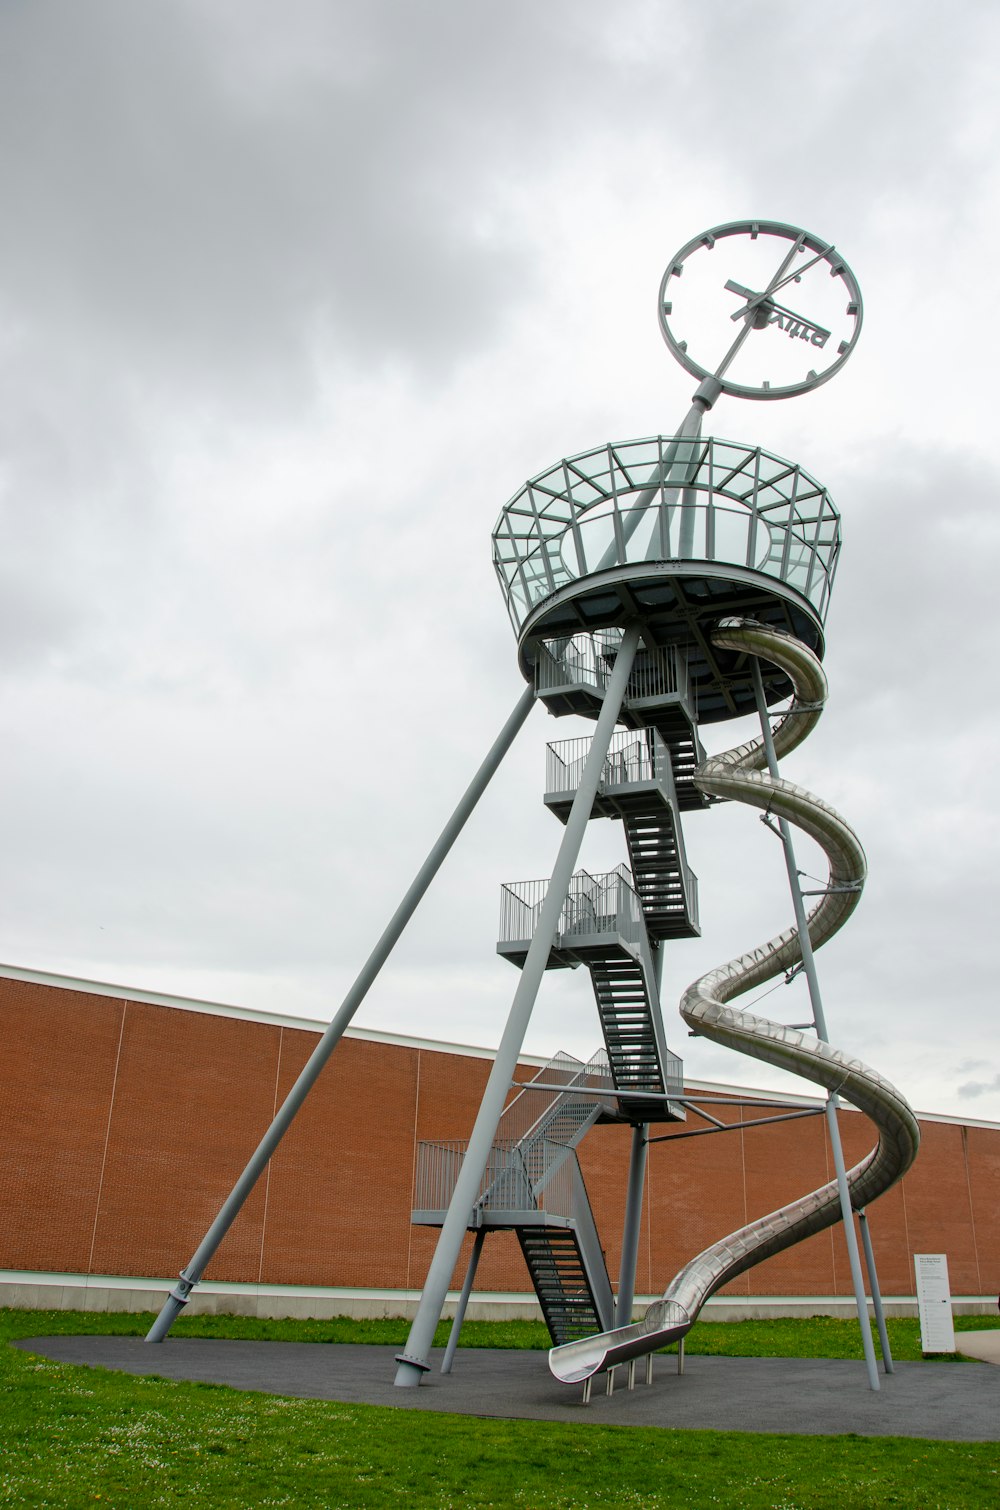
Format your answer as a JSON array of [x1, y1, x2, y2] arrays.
[[623, 440, 661, 474], [712, 506, 752, 569], [782, 529, 815, 593], [573, 507, 619, 570], [556, 527, 581, 580], [623, 503, 665, 563]]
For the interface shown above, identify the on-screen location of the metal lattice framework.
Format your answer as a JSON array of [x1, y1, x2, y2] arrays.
[[492, 434, 841, 667]]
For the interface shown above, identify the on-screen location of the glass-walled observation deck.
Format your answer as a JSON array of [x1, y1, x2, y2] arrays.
[[492, 436, 841, 697]]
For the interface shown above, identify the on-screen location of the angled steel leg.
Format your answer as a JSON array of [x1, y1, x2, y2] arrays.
[[751, 659, 880, 1392], [616, 1123, 649, 1326], [441, 1229, 486, 1374], [145, 685, 535, 1343], [858, 1206, 894, 1373], [394, 625, 642, 1385]]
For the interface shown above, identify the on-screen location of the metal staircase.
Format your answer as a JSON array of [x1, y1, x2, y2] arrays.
[[545, 726, 700, 943], [533, 633, 711, 811], [515, 1150, 615, 1343], [590, 954, 665, 1099], [411, 1051, 617, 1344], [410, 637, 701, 1347], [497, 865, 686, 1124], [518, 1228, 603, 1342]]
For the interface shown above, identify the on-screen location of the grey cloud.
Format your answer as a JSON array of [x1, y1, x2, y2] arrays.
[[958, 1074, 1000, 1100], [0, 0, 998, 1126], [3, 0, 658, 396]]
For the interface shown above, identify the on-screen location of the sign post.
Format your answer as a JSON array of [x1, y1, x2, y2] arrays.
[[914, 1253, 956, 1354]]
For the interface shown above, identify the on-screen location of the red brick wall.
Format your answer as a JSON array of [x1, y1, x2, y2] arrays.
[[1, 975, 997, 1298]]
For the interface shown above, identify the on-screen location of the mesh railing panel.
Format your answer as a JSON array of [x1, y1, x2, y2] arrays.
[[499, 866, 643, 948], [413, 1050, 615, 1214], [545, 728, 671, 796]]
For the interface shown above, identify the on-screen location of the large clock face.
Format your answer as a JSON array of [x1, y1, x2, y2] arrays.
[[658, 221, 863, 400]]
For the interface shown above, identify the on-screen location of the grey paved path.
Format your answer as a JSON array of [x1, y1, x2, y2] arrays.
[[955, 1330, 1000, 1365], [16, 1337, 1000, 1442]]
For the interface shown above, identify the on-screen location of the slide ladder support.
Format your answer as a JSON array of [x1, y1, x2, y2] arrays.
[[750, 656, 880, 1392]]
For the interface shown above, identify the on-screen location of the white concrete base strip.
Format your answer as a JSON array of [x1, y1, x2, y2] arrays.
[[2, 1271, 997, 1322]]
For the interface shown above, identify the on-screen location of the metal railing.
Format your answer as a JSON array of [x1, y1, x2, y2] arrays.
[[413, 1049, 615, 1217], [545, 728, 672, 798], [495, 1049, 613, 1151], [532, 1141, 577, 1220], [533, 630, 620, 697], [661, 1049, 685, 1103], [628, 645, 688, 705], [498, 876, 549, 944], [413, 1140, 535, 1215], [499, 865, 644, 950], [534, 632, 688, 707]]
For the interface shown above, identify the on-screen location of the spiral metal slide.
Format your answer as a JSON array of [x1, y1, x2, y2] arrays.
[[549, 618, 920, 1386]]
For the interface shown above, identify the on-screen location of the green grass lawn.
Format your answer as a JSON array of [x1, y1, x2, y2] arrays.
[[3, 1308, 999, 1508], [15, 1304, 997, 1361]]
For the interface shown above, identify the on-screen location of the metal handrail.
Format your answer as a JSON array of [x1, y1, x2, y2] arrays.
[[496, 1050, 589, 1149], [413, 1049, 614, 1216], [534, 633, 687, 705], [545, 728, 671, 797], [499, 865, 644, 949]]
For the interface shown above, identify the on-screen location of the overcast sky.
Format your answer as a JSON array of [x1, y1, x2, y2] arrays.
[[1, 0, 998, 1124]]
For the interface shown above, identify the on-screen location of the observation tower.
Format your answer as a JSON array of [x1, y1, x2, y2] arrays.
[[394, 220, 918, 1396], [148, 221, 918, 1404]]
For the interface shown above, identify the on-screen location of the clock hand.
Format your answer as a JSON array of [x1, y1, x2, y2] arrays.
[[728, 243, 837, 322], [712, 236, 804, 380], [766, 243, 836, 299], [726, 280, 773, 325], [724, 282, 831, 341]]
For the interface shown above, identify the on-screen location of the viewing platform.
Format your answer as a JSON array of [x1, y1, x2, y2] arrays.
[[497, 865, 648, 971], [493, 434, 840, 721]]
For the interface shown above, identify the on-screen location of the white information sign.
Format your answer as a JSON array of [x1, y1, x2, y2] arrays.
[[914, 1253, 956, 1353]]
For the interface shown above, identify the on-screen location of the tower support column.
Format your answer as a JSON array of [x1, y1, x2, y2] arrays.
[[394, 623, 642, 1385], [615, 1123, 649, 1326], [441, 1228, 486, 1374], [858, 1207, 894, 1372]]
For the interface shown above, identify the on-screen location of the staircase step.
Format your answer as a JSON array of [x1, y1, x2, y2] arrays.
[[517, 1225, 605, 1345]]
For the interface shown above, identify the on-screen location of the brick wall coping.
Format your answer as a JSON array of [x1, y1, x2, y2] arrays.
[[2, 961, 996, 1133], [0, 960, 522, 1064]]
